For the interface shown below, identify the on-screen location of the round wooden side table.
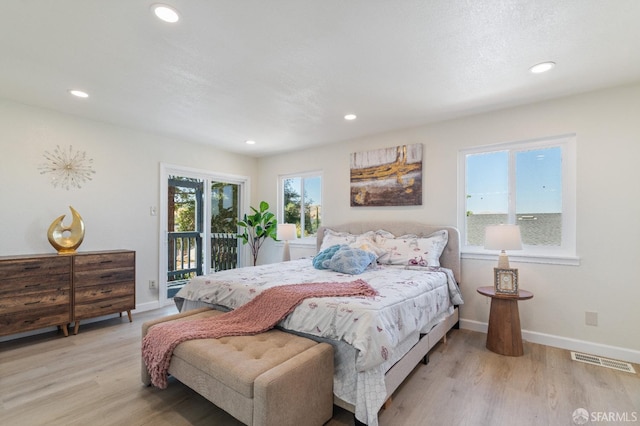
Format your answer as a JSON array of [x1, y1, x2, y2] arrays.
[[476, 286, 534, 357]]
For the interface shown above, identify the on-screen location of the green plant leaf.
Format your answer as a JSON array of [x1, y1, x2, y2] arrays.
[[236, 201, 278, 265]]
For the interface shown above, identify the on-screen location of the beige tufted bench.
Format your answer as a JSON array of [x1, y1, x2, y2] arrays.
[[141, 307, 334, 426]]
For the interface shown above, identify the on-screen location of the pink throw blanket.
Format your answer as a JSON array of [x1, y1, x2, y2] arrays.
[[142, 280, 378, 389]]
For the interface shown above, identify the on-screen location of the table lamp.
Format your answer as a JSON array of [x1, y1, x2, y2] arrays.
[[484, 224, 522, 269], [277, 223, 297, 261]]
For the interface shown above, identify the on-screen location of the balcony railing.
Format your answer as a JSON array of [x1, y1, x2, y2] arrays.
[[167, 232, 239, 289], [167, 231, 201, 284], [211, 232, 238, 272]]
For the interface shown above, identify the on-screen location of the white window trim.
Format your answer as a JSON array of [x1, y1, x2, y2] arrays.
[[278, 170, 323, 246], [457, 134, 579, 266]]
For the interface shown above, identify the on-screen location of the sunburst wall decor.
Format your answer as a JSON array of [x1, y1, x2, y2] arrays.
[[39, 145, 96, 190]]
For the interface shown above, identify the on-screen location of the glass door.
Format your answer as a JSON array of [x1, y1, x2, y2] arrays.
[[160, 165, 247, 302], [167, 176, 204, 298], [209, 181, 240, 272]]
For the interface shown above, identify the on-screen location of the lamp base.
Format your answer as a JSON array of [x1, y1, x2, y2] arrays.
[[497, 251, 510, 269], [282, 241, 291, 262]]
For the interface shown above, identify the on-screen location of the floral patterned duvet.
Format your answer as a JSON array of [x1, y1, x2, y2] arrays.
[[174, 258, 463, 372]]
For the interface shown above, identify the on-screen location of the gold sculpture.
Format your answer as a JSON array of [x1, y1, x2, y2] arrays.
[[47, 206, 85, 254]]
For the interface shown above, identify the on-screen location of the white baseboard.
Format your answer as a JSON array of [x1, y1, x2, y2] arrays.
[[135, 299, 181, 312], [460, 319, 640, 365], [133, 300, 166, 313]]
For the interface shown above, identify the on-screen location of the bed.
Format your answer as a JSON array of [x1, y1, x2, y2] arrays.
[[173, 222, 463, 426]]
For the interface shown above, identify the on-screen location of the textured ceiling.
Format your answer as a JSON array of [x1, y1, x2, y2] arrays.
[[1, 1, 639, 157]]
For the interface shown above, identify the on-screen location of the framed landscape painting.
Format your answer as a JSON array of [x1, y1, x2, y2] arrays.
[[350, 143, 423, 207]]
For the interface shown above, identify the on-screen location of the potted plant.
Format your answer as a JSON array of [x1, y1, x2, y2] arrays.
[[237, 201, 278, 266]]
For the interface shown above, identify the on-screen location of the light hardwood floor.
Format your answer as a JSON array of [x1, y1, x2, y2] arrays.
[[1, 306, 638, 426]]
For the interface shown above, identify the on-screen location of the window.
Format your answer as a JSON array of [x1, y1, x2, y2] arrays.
[[458, 134, 577, 264], [279, 172, 322, 240]]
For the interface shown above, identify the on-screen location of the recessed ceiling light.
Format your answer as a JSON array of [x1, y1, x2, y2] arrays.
[[69, 89, 89, 98], [529, 61, 556, 74], [344, 114, 357, 120], [152, 4, 180, 23], [245, 140, 256, 145]]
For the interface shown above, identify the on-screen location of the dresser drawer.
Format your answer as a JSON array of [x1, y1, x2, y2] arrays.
[[0, 256, 71, 279], [74, 268, 134, 288], [0, 289, 70, 315], [74, 252, 134, 272], [0, 274, 70, 295], [0, 257, 71, 295], [75, 282, 133, 304], [74, 295, 135, 320], [0, 307, 71, 336]]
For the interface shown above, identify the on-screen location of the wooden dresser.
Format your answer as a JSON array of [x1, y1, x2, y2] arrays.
[[0, 250, 135, 338]]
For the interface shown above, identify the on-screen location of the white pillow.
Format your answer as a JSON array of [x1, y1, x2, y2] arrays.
[[319, 229, 383, 255], [376, 230, 448, 267], [319, 229, 358, 252], [349, 239, 387, 259]]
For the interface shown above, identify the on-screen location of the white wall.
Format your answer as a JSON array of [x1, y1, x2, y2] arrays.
[[257, 83, 640, 362], [0, 99, 258, 310]]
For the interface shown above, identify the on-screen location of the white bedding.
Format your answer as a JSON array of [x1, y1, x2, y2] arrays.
[[174, 258, 463, 425]]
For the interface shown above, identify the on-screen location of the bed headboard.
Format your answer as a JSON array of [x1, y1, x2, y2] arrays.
[[316, 222, 461, 284]]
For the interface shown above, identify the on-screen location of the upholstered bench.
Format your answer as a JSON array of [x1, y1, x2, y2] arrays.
[[141, 307, 334, 426]]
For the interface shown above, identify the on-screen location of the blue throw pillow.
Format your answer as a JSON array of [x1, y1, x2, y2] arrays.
[[327, 246, 377, 275], [313, 244, 343, 269]]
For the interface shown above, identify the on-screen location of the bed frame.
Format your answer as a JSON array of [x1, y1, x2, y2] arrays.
[[316, 222, 462, 416]]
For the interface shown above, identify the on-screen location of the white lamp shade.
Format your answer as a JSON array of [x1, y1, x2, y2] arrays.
[[484, 224, 522, 251], [277, 223, 297, 241]]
